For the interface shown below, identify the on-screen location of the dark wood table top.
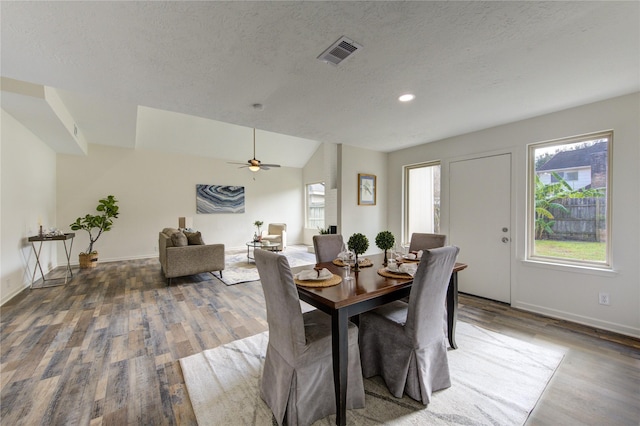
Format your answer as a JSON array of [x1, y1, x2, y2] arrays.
[[28, 233, 75, 242], [295, 253, 467, 310]]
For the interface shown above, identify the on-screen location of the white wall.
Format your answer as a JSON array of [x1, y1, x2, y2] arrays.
[[388, 93, 640, 337], [339, 144, 388, 255], [56, 144, 304, 263], [302, 142, 339, 246], [302, 143, 325, 245], [1, 109, 57, 304]]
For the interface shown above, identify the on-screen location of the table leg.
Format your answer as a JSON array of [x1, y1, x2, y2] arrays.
[[331, 309, 348, 426], [63, 239, 74, 283], [31, 241, 45, 289], [446, 271, 459, 349]]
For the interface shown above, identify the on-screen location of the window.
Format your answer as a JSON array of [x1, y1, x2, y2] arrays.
[[528, 131, 611, 268], [306, 182, 325, 229], [404, 162, 441, 243]]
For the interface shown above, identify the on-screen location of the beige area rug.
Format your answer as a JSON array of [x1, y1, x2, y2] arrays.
[[217, 246, 317, 285], [180, 321, 564, 425]]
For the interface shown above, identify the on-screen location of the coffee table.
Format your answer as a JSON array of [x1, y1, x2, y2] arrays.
[[246, 241, 278, 262]]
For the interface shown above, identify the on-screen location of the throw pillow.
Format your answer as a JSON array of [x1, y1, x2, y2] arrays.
[[184, 231, 205, 245], [170, 231, 188, 247]]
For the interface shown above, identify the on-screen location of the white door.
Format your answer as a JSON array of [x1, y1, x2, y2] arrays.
[[449, 154, 511, 303]]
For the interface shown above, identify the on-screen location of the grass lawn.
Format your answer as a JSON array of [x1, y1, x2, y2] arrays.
[[534, 240, 606, 261]]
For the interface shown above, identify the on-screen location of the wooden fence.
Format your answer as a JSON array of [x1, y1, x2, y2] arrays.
[[548, 197, 606, 242]]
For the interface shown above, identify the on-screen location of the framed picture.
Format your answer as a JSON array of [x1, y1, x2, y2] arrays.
[[196, 184, 245, 213], [358, 173, 376, 205]]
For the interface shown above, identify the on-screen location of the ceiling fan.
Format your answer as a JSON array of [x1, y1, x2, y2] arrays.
[[228, 128, 281, 172]]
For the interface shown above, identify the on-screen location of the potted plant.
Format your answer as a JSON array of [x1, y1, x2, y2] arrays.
[[254, 220, 264, 242], [375, 231, 395, 266], [318, 227, 331, 234], [347, 232, 369, 271], [70, 195, 119, 268]]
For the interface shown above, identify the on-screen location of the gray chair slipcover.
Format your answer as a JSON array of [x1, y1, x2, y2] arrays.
[[358, 246, 460, 404], [402, 233, 446, 303], [313, 234, 345, 264], [408, 233, 447, 252], [254, 249, 365, 425]]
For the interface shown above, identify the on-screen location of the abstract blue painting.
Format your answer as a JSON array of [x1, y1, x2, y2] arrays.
[[196, 184, 245, 214]]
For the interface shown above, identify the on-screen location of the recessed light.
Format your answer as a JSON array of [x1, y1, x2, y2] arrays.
[[398, 93, 415, 102]]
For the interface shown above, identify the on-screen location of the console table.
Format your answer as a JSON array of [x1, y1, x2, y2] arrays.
[[28, 233, 75, 289]]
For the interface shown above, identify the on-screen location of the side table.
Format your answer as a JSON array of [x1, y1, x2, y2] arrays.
[[28, 233, 75, 289]]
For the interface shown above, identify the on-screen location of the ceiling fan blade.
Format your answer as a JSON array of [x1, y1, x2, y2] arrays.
[[227, 129, 282, 171]]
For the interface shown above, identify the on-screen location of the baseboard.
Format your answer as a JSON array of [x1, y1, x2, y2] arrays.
[[513, 300, 640, 339], [68, 253, 158, 266], [0, 283, 29, 306]]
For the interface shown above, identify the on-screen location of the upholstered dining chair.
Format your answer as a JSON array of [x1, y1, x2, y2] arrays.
[[254, 249, 365, 425], [313, 234, 345, 264], [408, 233, 447, 252], [358, 246, 460, 405]]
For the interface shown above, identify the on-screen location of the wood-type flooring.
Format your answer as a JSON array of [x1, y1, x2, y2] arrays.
[[1, 258, 639, 425]]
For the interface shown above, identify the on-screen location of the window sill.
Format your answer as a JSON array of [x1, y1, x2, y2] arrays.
[[521, 259, 617, 277]]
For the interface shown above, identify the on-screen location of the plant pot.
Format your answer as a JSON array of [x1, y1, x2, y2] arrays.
[[79, 252, 98, 269]]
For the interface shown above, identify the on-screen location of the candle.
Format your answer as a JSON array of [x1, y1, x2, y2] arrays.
[[38, 216, 42, 226]]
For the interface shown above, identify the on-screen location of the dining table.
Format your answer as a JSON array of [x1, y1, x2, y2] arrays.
[[293, 252, 467, 426]]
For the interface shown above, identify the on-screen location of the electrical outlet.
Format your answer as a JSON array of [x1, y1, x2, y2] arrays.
[[598, 292, 610, 306]]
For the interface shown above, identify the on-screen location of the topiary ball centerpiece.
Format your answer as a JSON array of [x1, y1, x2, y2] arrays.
[[347, 233, 369, 271], [375, 231, 395, 266]]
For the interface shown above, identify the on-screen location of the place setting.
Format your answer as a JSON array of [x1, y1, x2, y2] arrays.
[[293, 266, 342, 287], [377, 247, 422, 279]]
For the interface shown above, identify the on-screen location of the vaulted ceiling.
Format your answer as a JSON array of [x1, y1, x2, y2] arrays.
[[2, 1, 638, 168]]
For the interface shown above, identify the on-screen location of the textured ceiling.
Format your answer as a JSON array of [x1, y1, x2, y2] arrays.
[[1, 1, 638, 165]]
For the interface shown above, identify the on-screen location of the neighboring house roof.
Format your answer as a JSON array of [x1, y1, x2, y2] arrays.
[[537, 142, 607, 171]]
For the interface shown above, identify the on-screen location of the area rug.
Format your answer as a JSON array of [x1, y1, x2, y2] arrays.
[[216, 248, 316, 285], [180, 321, 565, 425]]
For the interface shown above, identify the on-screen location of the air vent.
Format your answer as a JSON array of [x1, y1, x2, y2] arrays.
[[317, 36, 362, 66]]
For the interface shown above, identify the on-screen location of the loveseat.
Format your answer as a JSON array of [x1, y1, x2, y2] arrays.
[[159, 228, 225, 285]]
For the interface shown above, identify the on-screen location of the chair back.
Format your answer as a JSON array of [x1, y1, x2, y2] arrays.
[[409, 233, 446, 252], [254, 249, 305, 361], [313, 234, 345, 263], [267, 223, 286, 235], [406, 246, 459, 345]]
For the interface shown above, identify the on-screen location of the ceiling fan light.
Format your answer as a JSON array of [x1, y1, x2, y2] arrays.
[[249, 165, 260, 172]]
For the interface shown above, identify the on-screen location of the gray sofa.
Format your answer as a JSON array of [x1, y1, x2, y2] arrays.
[[159, 228, 225, 285]]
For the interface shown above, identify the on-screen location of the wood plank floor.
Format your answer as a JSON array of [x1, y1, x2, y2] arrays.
[[1, 258, 639, 425]]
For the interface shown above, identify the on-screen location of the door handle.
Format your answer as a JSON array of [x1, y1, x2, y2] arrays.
[[502, 237, 509, 243]]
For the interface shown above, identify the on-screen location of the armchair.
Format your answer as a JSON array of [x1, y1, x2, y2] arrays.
[[261, 223, 287, 251]]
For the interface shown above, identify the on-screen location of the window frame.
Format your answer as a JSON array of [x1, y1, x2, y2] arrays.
[[305, 181, 325, 229], [403, 161, 441, 244], [526, 130, 613, 269]]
